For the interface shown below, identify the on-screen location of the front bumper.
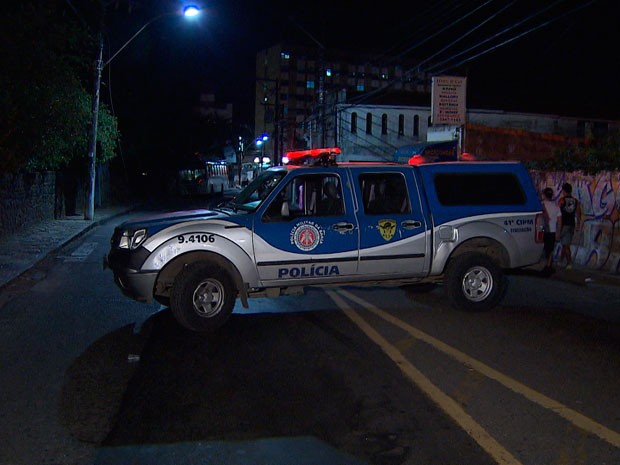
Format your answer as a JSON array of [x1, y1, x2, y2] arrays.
[[105, 252, 157, 303], [112, 267, 157, 303]]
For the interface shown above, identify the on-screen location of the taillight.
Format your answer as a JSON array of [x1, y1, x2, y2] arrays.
[[535, 213, 545, 243]]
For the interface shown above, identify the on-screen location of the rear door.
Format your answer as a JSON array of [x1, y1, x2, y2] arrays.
[[252, 168, 360, 285], [351, 166, 430, 276]]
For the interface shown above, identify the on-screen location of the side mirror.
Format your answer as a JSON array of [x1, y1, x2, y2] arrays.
[[281, 200, 290, 217]]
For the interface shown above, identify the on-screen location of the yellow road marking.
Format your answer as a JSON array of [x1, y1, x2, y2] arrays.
[[334, 288, 620, 449], [327, 290, 523, 465]]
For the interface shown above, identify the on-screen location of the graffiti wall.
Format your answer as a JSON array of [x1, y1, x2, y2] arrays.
[[531, 171, 620, 274]]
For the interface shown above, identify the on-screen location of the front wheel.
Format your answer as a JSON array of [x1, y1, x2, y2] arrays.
[[445, 252, 505, 312], [170, 262, 237, 332]]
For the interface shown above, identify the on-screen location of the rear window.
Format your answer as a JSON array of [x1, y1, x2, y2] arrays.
[[434, 173, 526, 206]]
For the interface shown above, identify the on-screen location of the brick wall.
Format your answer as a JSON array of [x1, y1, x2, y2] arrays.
[[0, 172, 55, 240], [465, 123, 587, 161]]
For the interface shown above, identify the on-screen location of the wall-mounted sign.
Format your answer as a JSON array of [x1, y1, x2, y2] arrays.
[[431, 76, 467, 125]]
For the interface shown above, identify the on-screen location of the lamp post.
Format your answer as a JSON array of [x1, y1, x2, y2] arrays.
[[84, 5, 200, 220]]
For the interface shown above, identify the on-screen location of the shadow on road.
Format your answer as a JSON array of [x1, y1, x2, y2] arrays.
[[59, 306, 498, 465], [59, 324, 148, 444]]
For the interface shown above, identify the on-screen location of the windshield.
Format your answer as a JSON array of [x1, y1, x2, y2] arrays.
[[230, 169, 287, 212]]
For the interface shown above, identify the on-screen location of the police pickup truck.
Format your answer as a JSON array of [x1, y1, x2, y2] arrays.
[[106, 148, 544, 332]]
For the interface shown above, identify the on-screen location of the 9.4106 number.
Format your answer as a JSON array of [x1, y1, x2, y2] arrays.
[[177, 234, 215, 244]]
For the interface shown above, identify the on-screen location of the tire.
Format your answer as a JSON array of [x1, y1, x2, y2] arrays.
[[170, 262, 237, 332], [445, 252, 505, 312]]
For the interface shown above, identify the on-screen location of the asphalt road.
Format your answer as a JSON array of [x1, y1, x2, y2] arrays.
[[1, 209, 620, 465]]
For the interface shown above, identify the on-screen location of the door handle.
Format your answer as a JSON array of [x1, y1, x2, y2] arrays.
[[332, 222, 355, 233], [402, 220, 422, 230]]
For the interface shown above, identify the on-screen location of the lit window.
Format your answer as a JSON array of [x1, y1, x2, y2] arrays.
[[306, 80, 315, 89], [281, 52, 290, 60], [325, 68, 332, 77], [356, 83, 365, 92]]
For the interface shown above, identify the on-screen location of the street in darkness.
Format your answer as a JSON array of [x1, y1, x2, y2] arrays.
[[1, 211, 619, 465]]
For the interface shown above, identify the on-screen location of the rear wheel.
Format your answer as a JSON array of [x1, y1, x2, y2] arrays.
[[445, 252, 504, 312], [170, 262, 237, 332]]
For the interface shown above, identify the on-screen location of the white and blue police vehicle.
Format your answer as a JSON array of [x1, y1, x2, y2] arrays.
[[106, 148, 544, 332]]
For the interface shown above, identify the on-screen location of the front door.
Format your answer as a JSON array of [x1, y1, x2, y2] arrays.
[[253, 170, 359, 285]]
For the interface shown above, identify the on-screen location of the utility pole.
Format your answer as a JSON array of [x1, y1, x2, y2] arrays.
[[318, 46, 326, 147], [273, 79, 280, 164], [289, 17, 326, 147], [85, 5, 105, 220], [237, 136, 244, 186]]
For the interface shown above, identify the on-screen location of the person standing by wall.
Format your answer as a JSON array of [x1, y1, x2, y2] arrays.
[[558, 182, 581, 269], [542, 187, 561, 275]]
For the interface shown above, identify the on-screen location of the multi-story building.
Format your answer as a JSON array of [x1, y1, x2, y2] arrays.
[[254, 43, 429, 163]]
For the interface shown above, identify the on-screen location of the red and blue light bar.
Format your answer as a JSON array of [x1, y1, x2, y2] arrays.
[[283, 147, 341, 165]]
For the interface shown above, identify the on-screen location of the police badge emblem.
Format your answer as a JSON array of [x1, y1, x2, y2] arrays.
[[378, 219, 396, 241], [290, 221, 325, 251]]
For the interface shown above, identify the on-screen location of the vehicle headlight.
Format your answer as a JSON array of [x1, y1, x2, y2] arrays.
[[118, 228, 148, 250]]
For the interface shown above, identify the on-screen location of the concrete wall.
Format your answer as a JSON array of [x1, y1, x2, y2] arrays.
[[531, 171, 620, 274], [0, 172, 55, 240]]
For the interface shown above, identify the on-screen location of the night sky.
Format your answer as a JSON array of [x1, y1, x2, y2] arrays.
[[101, 0, 617, 163]]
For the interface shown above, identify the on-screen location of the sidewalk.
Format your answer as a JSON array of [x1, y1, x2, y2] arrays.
[[549, 263, 620, 287], [522, 253, 620, 287], [0, 205, 137, 290]]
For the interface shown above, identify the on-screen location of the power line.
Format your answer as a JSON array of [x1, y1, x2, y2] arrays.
[[332, 0, 596, 109], [290, 0, 599, 153], [425, 0, 568, 74], [427, 0, 597, 74]]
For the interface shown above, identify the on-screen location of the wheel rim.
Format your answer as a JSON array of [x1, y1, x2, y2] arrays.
[[192, 278, 225, 318], [461, 266, 493, 302]]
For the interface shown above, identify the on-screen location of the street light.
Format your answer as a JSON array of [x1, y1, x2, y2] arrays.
[[254, 134, 270, 173], [84, 5, 201, 220]]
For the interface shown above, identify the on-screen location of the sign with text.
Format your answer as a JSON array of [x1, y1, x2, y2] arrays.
[[431, 76, 467, 125]]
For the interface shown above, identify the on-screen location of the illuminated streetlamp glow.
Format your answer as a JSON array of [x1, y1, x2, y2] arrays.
[[183, 5, 200, 17]]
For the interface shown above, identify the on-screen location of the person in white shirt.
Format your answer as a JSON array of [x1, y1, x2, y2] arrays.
[[542, 187, 562, 274]]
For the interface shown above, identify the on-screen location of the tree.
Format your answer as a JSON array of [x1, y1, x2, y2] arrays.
[[0, 1, 120, 173]]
